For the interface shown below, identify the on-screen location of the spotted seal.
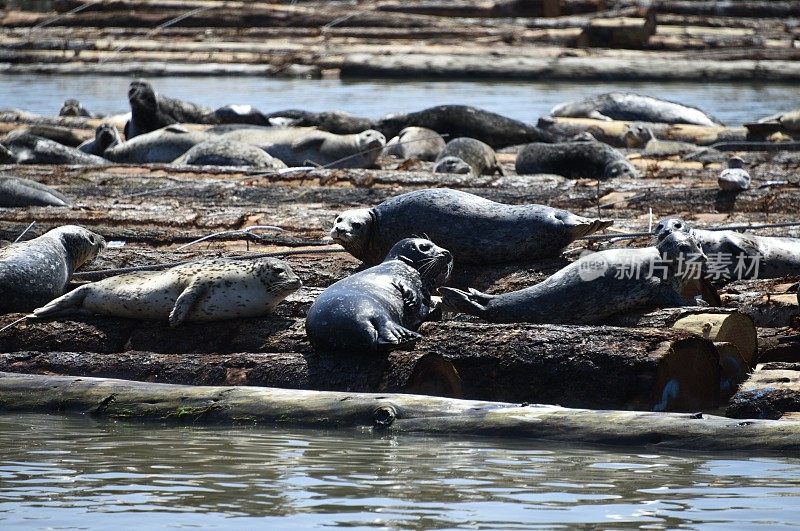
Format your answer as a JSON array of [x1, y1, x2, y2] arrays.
[[441, 232, 706, 324], [59, 99, 97, 118], [103, 125, 210, 163], [624, 124, 705, 157], [78, 124, 123, 157], [655, 217, 800, 281], [305, 238, 452, 354], [258, 129, 386, 169], [268, 110, 377, 135], [550, 92, 724, 126], [384, 127, 445, 162], [515, 140, 638, 179], [330, 188, 612, 265], [1, 133, 109, 165], [125, 79, 215, 139], [172, 139, 288, 169], [434, 137, 504, 176], [718, 157, 751, 191], [32, 257, 301, 326], [0, 176, 71, 207], [0, 225, 105, 314]]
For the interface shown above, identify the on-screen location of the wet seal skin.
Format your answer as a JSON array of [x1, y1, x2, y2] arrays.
[[515, 140, 638, 179]]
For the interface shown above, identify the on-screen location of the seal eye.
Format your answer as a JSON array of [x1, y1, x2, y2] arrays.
[[675, 223, 682, 229], [336, 217, 342, 222], [419, 243, 432, 251], [351, 222, 362, 229]]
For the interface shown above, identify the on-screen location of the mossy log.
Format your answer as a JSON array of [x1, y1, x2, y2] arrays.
[[0, 350, 463, 398], [720, 277, 800, 328], [0, 372, 797, 452], [726, 363, 800, 420]]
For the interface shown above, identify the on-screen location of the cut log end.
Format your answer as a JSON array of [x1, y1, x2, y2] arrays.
[[401, 353, 463, 398], [673, 313, 757, 367], [652, 337, 720, 412]]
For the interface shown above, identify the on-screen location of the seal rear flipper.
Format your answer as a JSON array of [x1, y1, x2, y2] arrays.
[[439, 287, 490, 317], [375, 320, 422, 352], [566, 217, 614, 239], [29, 286, 89, 319], [169, 280, 208, 327]]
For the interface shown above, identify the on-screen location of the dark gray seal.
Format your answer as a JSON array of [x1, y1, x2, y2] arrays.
[[78, 124, 123, 156], [441, 231, 706, 324], [305, 238, 452, 354], [434, 137, 504, 176], [718, 157, 751, 191], [2, 133, 109, 165], [103, 125, 210, 163], [259, 129, 386, 169], [330, 188, 613, 265], [59, 99, 96, 118], [384, 127, 445, 162], [125, 79, 215, 139], [0, 176, 71, 207], [268, 110, 376, 135], [172, 139, 288, 169], [377, 105, 555, 149], [0, 225, 105, 314], [655, 217, 800, 281], [550, 92, 724, 127], [515, 140, 638, 179]]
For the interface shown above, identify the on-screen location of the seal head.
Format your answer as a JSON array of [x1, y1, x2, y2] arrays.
[[434, 156, 472, 174]]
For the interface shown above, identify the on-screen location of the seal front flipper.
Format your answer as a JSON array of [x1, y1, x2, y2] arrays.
[[374, 318, 422, 351], [29, 285, 90, 319], [439, 287, 491, 317], [291, 133, 326, 151], [169, 279, 209, 327], [392, 280, 420, 313]]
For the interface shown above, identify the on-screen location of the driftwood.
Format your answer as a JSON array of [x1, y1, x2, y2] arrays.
[[726, 363, 800, 420], [0, 372, 798, 452], [720, 278, 800, 328]]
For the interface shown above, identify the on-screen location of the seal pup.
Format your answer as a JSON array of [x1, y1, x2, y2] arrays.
[[655, 217, 800, 281], [32, 257, 301, 326], [434, 137, 504, 176], [624, 124, 704, 157], [0, 176, 71, 207], [0, 225, 105, 314], [330, 188, 613, 265], [59, 99, 96, 118], [259, 129, 386, 169], [305, 238, 452, 354], [718, 157, 751, 191], [103, 125, 210, 163], [441, 231, 706, 325], [172, 139, 288, 169], [550, 92, 724, 126], [2, 133, 109, 165], [515, 140, 637, 179], [377, 105, 555, 149], [78, 124, 123, 156], [384, 127, 445, 162]]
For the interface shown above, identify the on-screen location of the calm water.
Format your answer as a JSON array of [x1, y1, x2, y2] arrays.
[[1, 74, 798, 125], [1, 413, 799, 530]]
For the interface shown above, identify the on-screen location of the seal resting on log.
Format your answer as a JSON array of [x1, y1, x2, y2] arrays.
[[718, 157, 751, 191], [384, 127, 445, 162], [624, 124, 706, 157], [515, 140, 638, 179], [0, 176, 71, 207], [441, 232, 707, 324], [306, 238, 452, 355], [1, 133, 109, 165], [550, 92, 724, 127], [77, 124, 123, 157], [103, 125, 210, 163], [125, 79, 215, 139], [59, 98, 97, 118], [172, 139, 288, 169], [434, 137, 504, 176], [655, 217, 800, 281], [330, 188, 613, 265], [0, 225, 105, 314], [377, 105, 555, 149], [31, 258, 301, 327], [257, 129, 386, 169]]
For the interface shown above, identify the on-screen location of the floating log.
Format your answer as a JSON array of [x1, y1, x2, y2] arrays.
[[0, 350, 464, 398], [726, 363, 800, 420], [721, 277, 800, 328], [0, 372, 797, 452], [577, 15, 656, 49], [653, 1, 800, 19]]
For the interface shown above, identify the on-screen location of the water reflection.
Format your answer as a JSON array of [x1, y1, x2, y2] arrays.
[[0, 414, 799, 529]]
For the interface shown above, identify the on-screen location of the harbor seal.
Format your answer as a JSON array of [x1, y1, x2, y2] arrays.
[[259, 129, 386, 169], [624, 124, 705, 157], [0, 176, 71, 207], [0, 225, 105, 314], [434, 137, 504, 176], [172, 139, 288, 169], [31, 257, 301, 326], [377, 105, 555, 149], [269, 110, 376, 135], [2, 133, 109, 165], [655, 217, 800, 281], [125, 80, 215, 139], [78, 124, 123, 156], [441, 231, 706, 324], [384, 127, 445, 161], [103, 125, 210, 163], [718, 157, 751, 191], [305, 238, 452, 354], [59, 99, 96, 118], [515, 140, 638, 179], [330, 188, 613, 265], [550, 92, 724, 127]]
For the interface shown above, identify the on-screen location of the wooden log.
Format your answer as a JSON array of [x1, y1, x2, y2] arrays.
[[720, 277, 800, 328], [653, 1, 800, 19], [0, 350, 464, 398], [0, 372, 797, 451], [578, 15, 656, 49], [604, 307, 757, 367], [716, 341, 749, 401], [726, 363, 800, 420], [757, 327, 800, 364]]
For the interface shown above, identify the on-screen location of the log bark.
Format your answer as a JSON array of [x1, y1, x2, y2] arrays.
[[577, 15, 656, 49], [0, 350, 464, 398], [720, 277, 800, 328], [653, 1, 800, 18], [726, 363, 800, 420], [757, 327, 800, 364], [0, 372, 797, 452]]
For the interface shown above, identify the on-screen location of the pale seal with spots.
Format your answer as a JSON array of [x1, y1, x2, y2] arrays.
[[441, 232, 706, 324], [258, 129, 386, 169], [550, 92, 724, 126], [655, 217, 800, 281], [103, 125, 210, 163], [0, 176, 71, 207], [78, 124, 123, 157], [2, 133, 109, 165], [718, 157, 751, 191], [624, 124, 705, 157], [434, 137, 504, 176], [305, 238, 452, 354], [384, 127, 445, 162], [172, 139, 288, 169], [330, 188, 613, 265], [0, 225, 105, 314], [515, 140, 638, 179], [32, 257, 301, 327]]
